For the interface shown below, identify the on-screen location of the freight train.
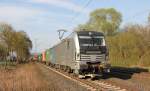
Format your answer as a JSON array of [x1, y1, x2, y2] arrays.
[[36, 31, 110, 78]]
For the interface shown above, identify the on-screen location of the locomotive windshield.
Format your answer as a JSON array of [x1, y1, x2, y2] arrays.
[[77, 31, 106, 53], [78, 36, 104, 46]]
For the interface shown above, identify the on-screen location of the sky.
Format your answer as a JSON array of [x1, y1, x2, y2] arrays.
[[0, 0, 150, 53]]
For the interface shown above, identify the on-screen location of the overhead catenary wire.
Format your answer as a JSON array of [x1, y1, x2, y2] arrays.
[[33, 1, 93, 53], [70, 0, 92, 24], [61, 0, 93, 39]]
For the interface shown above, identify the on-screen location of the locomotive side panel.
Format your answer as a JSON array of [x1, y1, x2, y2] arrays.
[[49, 33, 76, 69], [51, 39, 71, 67], [55, 40, 67, 65], [65, 35, 76, 69]]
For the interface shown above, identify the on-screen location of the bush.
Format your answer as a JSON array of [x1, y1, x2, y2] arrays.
[[107, 24, 150, 67]]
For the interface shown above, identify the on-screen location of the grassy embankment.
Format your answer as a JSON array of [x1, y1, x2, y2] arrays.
[[106, 25, 150, 68], [0, 62, 54, 91]]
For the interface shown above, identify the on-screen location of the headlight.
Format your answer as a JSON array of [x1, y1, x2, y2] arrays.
[[105, 55, 109, 61]]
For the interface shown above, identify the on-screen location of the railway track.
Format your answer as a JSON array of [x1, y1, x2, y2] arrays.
[[40, 63, 127, 91]]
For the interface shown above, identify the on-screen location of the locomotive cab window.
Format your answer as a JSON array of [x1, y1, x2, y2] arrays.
[[77, 31, 106, 52], [78, 36, 104, 46]]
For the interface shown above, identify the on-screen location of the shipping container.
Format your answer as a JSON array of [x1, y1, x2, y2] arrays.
[[33, 53, 38, 61], [45, 49, 51, 65], [42, 51, 46, 63], [38, 54, 42, 62]]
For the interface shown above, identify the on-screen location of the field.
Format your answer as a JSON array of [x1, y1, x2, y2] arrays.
[[0, 63, 51, 91], [0, 62, 87, 91]]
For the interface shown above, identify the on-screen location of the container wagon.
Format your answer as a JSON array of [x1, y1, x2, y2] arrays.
[[45, 49, 51, 65], [49, 31, 110, 78], [38, 54, 42, 62], [33, 53, 38, 61], [42, 51, 46, 63]]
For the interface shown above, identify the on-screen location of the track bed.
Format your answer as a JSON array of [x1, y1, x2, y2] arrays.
[[1, 63, 150, 91]]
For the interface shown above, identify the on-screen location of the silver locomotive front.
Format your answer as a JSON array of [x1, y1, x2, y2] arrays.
[[74, 31, 110, 77]]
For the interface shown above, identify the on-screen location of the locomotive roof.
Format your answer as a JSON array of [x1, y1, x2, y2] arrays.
[[50, 31, 104, 49], [76, 31, 104, 36]]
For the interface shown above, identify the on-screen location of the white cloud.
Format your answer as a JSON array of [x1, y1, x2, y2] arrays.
[[28, 0, 89, 13]]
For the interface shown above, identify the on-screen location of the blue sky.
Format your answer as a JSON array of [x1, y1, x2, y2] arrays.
[[0, 0, 150, 53]]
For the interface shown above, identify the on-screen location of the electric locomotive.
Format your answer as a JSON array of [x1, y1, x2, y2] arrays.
[[49, 31, 110, 78]]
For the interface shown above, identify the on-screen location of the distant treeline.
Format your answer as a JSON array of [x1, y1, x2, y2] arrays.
[[76, 8, 150, 67], [0, 23, 32, 63]]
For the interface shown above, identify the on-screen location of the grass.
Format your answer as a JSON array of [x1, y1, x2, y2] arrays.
[[0, 62, 55, 91], [0, 61, 17, 70]]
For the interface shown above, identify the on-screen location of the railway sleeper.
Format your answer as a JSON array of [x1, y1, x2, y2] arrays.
[[74, 67, 103, 79], [48, 63, 104, 79]]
